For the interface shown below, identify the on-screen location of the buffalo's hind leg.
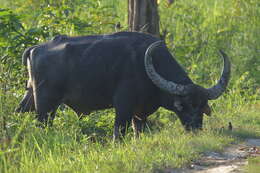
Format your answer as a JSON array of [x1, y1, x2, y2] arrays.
[[16, 87, 35, 113], [33, 81, 63, 126]]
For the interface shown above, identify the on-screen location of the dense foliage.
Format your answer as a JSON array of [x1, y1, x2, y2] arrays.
[[0, 0, 124, 89], [0, 0, 259, 172]]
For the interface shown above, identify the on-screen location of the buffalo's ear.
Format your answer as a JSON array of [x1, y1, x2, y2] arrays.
[[202, 104, 211, 116], [174, 100, 183, 111]]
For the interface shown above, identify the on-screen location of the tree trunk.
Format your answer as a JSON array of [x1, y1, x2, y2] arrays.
[[128, 0, 160, 37]]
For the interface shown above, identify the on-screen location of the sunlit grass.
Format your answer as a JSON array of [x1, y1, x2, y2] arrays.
[[1, 89, 259, 173]]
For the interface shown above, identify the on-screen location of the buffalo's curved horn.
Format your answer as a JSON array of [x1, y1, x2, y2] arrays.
[[206, 50, 231, 100], [144, 41, 193, 95]]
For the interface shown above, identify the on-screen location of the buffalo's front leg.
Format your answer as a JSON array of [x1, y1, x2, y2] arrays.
[[113, 101, 133, 140], [132, 116, 147, 138], [113, 82, 136, 140]]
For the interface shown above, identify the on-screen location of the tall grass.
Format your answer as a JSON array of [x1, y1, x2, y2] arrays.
[[0, 0, 260, 172]]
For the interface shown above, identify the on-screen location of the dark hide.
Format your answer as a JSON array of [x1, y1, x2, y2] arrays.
[[17, 32, 228, 139]]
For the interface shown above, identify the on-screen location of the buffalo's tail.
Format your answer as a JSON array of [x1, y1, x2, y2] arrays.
[[22, 45, 38, 66]]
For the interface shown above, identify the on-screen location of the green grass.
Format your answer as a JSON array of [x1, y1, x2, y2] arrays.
[[0, 0, 260, 172], [0, 89, 259, 173], [245, 157, 260, 173], [0, 128, 232, 172]]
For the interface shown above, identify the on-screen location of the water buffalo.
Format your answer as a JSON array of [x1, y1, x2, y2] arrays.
[[16, 32, 230, 139]]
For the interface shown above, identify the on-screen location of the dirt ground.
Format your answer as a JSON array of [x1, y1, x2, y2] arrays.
[[165, 139, 260, 173]]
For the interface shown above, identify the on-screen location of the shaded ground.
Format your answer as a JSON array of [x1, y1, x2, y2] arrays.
[[166, 139, 260, 173]]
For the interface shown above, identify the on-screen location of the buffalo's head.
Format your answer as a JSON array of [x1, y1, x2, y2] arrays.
[[144, 41, 231, 130]]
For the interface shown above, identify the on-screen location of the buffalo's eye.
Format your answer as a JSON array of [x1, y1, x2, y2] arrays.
[[174, 100, 183, 111]]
